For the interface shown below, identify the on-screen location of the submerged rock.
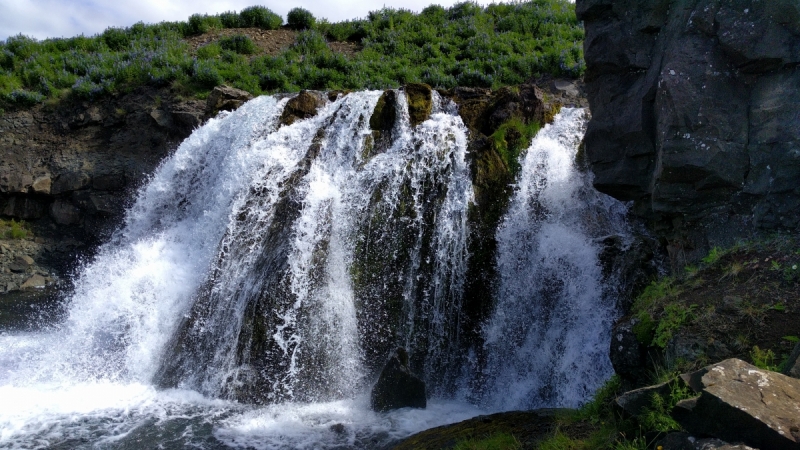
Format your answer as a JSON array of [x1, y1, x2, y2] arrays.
[[370, 348, 426, 412]]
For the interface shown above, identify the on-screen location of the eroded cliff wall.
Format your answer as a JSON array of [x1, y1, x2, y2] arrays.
[[577, 0, 800, 264]]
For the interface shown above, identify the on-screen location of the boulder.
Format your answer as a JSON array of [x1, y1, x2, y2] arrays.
[[206, 85, 253, 115], [404, 83, 432, 127], [20, 274, 46, 289], [615, 380, 673, 416], [370, 347, 426, 412], [9, 255, 34, 273], [609, 316, 650, 386], [279, 90, 327, 126], [673, 358, 800, 450]]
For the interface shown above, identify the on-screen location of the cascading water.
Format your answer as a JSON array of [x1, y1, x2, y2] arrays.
[[479, 108, 630, 410], [0, 91, 629, 448]]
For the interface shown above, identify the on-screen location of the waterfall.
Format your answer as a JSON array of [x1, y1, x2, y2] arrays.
[[0, 93, 629, 449], [480, 108, 629, 410]]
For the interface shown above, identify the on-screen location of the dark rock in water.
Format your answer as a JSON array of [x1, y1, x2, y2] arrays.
[[404, 83, 432, 127], [657, 432, 757, 450], [365, 90, 398, 158], [577, 0, 800, 261], [280, 90, 327, 126], [329, 423, 346, 434], [206, 85, 253, 115], [370, 348, 426, 412], [673, 358, 800, 450]]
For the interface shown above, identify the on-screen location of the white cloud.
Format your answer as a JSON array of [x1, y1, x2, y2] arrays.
[[0, 0, 504, 41]]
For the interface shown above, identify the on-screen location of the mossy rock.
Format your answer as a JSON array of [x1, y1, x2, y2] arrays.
[[404, 83, 432, 127], [279, 90, 327, 126]]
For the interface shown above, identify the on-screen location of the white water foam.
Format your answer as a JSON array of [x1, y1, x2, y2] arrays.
[[480, 108, 629, 410]]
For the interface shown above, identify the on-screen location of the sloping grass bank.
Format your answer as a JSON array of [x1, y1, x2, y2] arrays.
[[0, 0, 583, 112]]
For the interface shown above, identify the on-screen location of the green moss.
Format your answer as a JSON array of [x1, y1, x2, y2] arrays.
[[490, 117, 540, 178], [454, 432, 521, 450]]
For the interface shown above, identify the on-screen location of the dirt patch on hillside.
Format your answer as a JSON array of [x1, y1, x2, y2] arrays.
[[184, 28, 362, 58]]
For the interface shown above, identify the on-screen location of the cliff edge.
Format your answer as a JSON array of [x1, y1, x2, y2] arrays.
[[577, 0, 800, 265]]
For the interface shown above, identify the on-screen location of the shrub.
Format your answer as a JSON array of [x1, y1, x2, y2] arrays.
[[219, 35, 258, 55], [288, 8, 316, 30], [102, 27, 130, 51], [219, 11, 242, 28], [3, 89, 44, 106], [187, 14, 222, 36], [240, 6, 283, 30], [3, 219, 29, 239], [197, 42, 222, 59]]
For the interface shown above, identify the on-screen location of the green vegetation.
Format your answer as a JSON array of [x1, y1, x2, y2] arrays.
[[0, 0, 584, 110], [750, 345, 779, 371], [491, 117, 541, 177], [287, 8, 317, 30], [453, 431, 521, 450], [1, 219, 29, 239]]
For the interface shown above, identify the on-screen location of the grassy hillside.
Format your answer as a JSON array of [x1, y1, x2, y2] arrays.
[[0, 1, 583, 110]]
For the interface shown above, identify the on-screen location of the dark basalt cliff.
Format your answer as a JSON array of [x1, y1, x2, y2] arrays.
[[577, 0, 800, 265]]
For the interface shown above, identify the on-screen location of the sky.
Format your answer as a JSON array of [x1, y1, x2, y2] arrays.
[[0, 0, 508, 41]]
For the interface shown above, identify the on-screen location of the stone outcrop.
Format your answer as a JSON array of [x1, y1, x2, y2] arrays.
[[577, 0, 800, 264], [0, 87, 209, 277], [279, 90, 328, 126], [370, 347, 426, 412], [674, 359, 800, 450], [404, 83, 433, 127], [206, 85, 253, 116]]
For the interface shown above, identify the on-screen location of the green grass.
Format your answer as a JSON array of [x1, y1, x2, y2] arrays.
[[1, 219, 29, 239], [491, 117, 541, 177], [0, 0, 584, 110]]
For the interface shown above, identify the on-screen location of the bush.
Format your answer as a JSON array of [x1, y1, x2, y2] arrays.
[[287, 8, 316, 30], [186, 14, 222, 36], [240, 6, 283, 30], [197, 43, 221, 59], [219, 35, 258, 55], [102, 27, 130, 51], [219, 11, 242, 28], [3, 89, 44, 106]]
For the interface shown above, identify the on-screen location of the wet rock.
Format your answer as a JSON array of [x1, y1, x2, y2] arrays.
[[206, 85, 253, 115], [92, 173, 126, 191], [404, 83, 432, 127], [366, 90, 399, 158], [20, 274, 46, 289], [609, 316, 650, 386], [50, 200, 81, 225], [1, 196, 45, 219], [9, 255, 34, 273], [673, 358, 800, 450], [783, 341, 800, 379], [279, 90, 327, 126], [370, 348, 426, 412]]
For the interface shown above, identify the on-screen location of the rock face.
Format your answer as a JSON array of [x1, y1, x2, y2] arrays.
[[0, 87, 206, 275], [370, 348, 427, 412], [674, 359, 800, 450], [577, 0, 800, 263], [784, 341, 800, 379]]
